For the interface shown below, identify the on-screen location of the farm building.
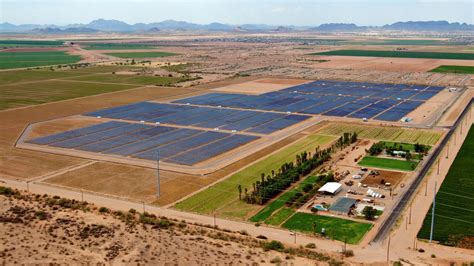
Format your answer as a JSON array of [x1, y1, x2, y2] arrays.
[[318, 182, 342, 195], [329, 197, 357, 215]]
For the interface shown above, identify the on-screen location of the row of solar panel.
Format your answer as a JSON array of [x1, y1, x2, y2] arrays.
[[85, 102, 310, 134], [175, 92, 424, 120], [27, 121, 259, 166], [173, 80, 443, 121], [288, 80, 444, 93]]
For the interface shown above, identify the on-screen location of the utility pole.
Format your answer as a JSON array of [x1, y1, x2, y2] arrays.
[[409, 203, 412, 224], [343, 237, 347, 253], [429, 181, 437, 243], [293, 231, 296, 244], [437, 158, 440, 175], [446, 141, 449, 159], [387, 236, 391, 263], [156, 149, 160, 198]]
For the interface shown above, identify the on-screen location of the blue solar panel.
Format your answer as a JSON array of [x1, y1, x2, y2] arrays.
[[166, 135, 259, 165], [104, 128, 201, 156], [51, 123, 151, 149], [77, 126, 176, 152], [133, 131, 229, 160], [28, 121, 126, 145]]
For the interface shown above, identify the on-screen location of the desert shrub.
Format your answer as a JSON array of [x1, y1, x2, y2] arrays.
[[263, 240, 285, 251], [0, 186, 16, 196], [99, 207, 110, 213], [305, 243, 316, 249], [35, 211, 48, 220], [342, 249, 354, 257]]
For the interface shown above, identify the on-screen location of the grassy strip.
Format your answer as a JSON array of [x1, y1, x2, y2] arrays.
[[174, 135, 335, 219], [0, 51, 82, 69], [429, 65, 474, 74], [418, 124, 474, 246], [250, 175, 319, 222], [105, 52, 177, 58], [312, 50, 474, 60], [358, 156, 418, 171], [282, 212, 373, 244], [265, 208, 296, 226]]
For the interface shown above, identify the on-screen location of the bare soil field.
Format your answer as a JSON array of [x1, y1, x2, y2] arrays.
[[26, 116, 102, 139], [361, 170, 406, 187], [212, 78, 309, 95]]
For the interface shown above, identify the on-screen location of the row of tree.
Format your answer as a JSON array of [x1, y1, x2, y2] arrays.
[[239, 132, 358, 205], [286, 172, 335, 208]]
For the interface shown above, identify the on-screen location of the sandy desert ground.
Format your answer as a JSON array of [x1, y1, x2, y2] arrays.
[[0, 189, 339, 265]]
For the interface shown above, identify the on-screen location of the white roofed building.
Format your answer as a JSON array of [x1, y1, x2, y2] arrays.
[[318, 182, 342, 195]]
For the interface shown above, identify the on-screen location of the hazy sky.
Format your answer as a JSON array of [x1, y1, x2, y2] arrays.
[[1, 0, 472, 26]]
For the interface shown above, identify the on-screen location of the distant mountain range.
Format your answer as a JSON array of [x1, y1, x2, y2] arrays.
[[0, 19, 472, 33]]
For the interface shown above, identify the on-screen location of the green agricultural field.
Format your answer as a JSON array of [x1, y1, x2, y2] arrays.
[[265, 208, 295, 226], [82, 43, 159, 50], [0, 40, 64, 48], [174, 135, 336, 219], [250, 175, 319, 222], [282, 212, 373, 244], [358, 156, 419, 171], [0, 51, 82, 69], [429, 65, 474, 74], [105, 51, 178, 59], [418, 124, 474, 246], [0, 80, 136, 110], [64, 73, 198, 86], [319, 123, 441, 145], [312, 50, 474, 60], [0, 66, 129, 85], [345, 39, 456, 46]]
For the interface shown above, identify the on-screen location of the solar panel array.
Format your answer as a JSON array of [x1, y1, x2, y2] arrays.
[[27, 121, 259, 166], [173, 80, 444, 121], [85, 102, 310, 134]]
